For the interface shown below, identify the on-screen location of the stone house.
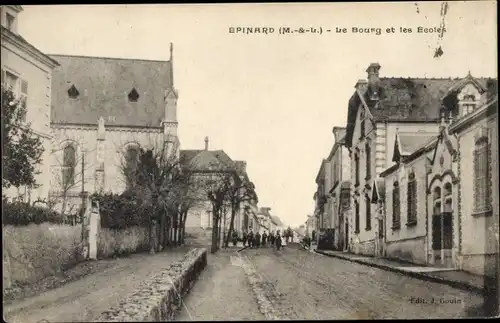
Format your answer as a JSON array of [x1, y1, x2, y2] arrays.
[[344, 63, 493, 256], [379, 75, 497, 273], [380, 132, 439, 265], [448, 92, 498, 277], [1, 5, 59, 203], [257, 207, 272, 234], [314, 160, 328, 230], [48, 47, 179, 215], [324, 126, 351, 250], [180, 137, 257, 236]]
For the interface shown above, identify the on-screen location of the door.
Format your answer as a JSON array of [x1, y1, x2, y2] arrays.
[[345, 221, 349, 251], [431, 206, 454, 267]]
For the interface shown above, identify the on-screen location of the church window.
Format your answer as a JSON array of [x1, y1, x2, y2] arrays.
[[128, 88, 139, 102], [124, 146, 140, 189], [68, 85, 79, 99], [62, 144, 76, 188]]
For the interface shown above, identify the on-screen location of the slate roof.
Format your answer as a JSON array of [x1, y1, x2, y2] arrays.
[[179, 149, 235, 171], [345, 74, 498, 147], [49, 54, 173, 127]]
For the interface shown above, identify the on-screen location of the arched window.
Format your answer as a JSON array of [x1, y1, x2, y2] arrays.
[[124, 146, 140, 188], [392, 181, 401, 228], [407, 172, 417, 224], [444, 182, 452, 197], [62, 144, 76, 188], [473, 136, 491, 212]]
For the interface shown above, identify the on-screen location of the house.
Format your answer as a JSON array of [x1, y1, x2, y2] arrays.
[[344, 63, 494, 256], [47, 46, 178, 215], [180, 137, 242, 229], [447, 88, 498, 276], [305, 214, 316, 237], [380, 131, 439, 264], [257, 207, 272, 234], [1, 5, 60, 203], [379, 75, 497, 274], [325, 127, 351, 250], [313, 160, 328, 230]]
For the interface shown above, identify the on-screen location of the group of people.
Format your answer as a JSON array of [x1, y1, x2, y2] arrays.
[[241, 229, 283, 250]]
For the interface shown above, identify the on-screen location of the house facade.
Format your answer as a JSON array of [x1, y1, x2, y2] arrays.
[[343, 63, 492, 256], [378, 75, 497, 274], [1, 5, 59, 202], [448, 93, 498, 277], [48, 49, 178, 215], [325, 126, 351, 250], [313, 160, 328, 230]]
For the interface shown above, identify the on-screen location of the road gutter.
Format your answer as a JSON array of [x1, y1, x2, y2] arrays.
[[314, 250, 485, 296]]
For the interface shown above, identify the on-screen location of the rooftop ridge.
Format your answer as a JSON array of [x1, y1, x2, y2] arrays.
[[48, 53, 171, 63]]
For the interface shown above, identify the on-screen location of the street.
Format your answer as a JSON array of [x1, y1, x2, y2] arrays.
[[178, 243, 483, 320]]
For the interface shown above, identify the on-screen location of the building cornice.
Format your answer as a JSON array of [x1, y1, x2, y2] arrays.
[[1, 26, 59, 69], [51, 122, 163, 133]]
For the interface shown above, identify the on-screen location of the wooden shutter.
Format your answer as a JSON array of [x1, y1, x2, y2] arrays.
[[1, 69, 5, 85]]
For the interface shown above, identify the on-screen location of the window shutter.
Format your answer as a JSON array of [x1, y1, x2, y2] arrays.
[[21, 79, 28, 95], [1, 69, 5, 85]]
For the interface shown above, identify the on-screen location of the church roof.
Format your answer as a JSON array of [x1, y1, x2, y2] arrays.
[[49, 54, 172, 127]]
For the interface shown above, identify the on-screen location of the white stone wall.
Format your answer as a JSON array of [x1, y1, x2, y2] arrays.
[[455, 113, 498, 276], [2, 36, 54, 202]]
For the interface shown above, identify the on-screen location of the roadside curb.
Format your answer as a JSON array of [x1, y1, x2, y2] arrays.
[[314, 250, 485, 295]]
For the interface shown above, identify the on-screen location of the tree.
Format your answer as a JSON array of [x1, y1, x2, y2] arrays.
[[1, 86, 45, 198], [120, 139, 195, 253], [224, 177, 257, 247], [198, 167, 235, 254]]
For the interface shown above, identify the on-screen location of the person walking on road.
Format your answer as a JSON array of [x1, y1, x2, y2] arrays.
[[262, 231, 268, 247], [248, 230, 254, 248], [242, 231, 248, 247], [255, 231, 261, 248], [275, 232, 282, 250]]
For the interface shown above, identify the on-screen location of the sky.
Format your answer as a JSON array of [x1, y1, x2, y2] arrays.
[[19, 2, 497, 228]]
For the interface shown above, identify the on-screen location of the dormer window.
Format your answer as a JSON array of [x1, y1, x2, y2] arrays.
[[461, 94, 476, 116], [128, 88, 139, 102], [68, 85, 79, 99]]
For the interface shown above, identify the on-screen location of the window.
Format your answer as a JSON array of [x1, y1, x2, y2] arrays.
[[128, 88, 139, 102], [407, 172, 417, 224], [473, 137, 491, 212], [365, 195, 371, 230], [68, 85, 80, 99], [355, 153, 360, 186], [6, 13, 15, 32], [461, 95, 476, 117], [124, 146, 140, 188], [392, 181, 400, 228], [365, 142, 371, 179], [62, 145, 76, 188], [355, 201, 360, 233], [5, 71, 18, 91], [20, 79, 28, 114]]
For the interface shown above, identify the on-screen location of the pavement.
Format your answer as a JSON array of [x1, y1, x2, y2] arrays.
[[177, 243, 485, 320], [313, 248, 485, 295], [3, 248, 191, 323]]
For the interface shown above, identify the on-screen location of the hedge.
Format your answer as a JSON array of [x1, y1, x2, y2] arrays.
[[3, 200, 63, 226], [91, 192, 150, 230]]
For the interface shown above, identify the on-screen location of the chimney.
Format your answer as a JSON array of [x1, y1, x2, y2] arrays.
[[366, 63, 381, 83], [204, 136, 209, 150], [366, 63, 381, 101]]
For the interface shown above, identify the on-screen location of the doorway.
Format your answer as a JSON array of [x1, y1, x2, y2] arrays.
[[345, 220, 349, 252], [431, 185, 454, 268]]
